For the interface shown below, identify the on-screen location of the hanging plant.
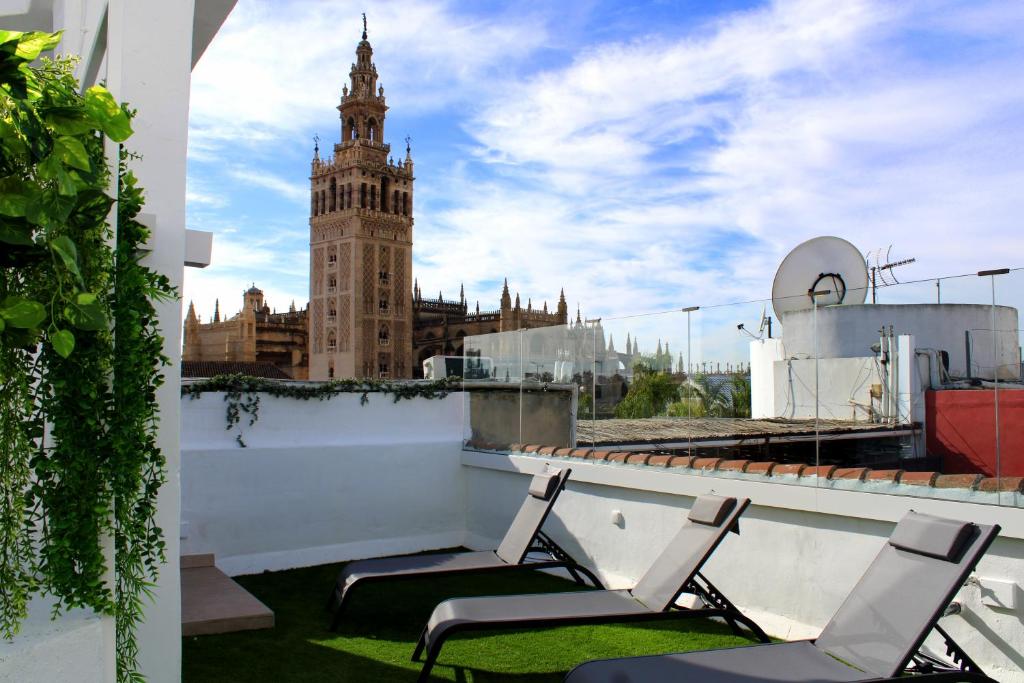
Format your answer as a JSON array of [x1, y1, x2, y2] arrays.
[[1, 29, 171, 682]]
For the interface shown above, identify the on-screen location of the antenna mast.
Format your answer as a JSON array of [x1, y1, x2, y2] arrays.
[[867, 245, 916, 304]]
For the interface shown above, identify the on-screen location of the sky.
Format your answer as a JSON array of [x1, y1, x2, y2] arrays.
[[183, 0, 1024, 364]]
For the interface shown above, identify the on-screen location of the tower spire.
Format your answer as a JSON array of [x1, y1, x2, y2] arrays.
[[362, 12, 367, 40], [213, 298, 221, 323]]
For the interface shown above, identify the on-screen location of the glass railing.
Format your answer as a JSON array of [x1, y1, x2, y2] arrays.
[[461, 266, 1023, 507]]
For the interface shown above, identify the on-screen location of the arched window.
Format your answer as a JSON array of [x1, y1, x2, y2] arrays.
[[360, 183, 367, 208], [327, 304, 336, 321], [367, 118, 378, 141], [392, 190, 399, 215], [327, 275, 337, 292], [402, 192, 408, 216], [327, 331, 337, 351], [311, 193, 317, 217], [329, 178, 336, 212], [378, 324, 390, 346], [347, 117, 356, 140], [320, 190, 326, 215], [378, 291, 389, 314], [380, 176, 389, 212], [370, 185, 377, 211]]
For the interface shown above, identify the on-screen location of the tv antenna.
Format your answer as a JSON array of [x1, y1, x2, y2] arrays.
[[865, 245, 916, 304]]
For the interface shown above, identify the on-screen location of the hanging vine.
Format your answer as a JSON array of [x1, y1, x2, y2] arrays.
[[1, 29, 170, 682], [183, 374, 461, 447]]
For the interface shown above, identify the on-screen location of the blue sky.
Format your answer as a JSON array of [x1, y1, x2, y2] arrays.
[[183, 0, 1024, 363]]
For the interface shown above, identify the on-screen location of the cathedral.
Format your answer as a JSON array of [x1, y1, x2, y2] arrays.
[[183, 21, 567, 380]]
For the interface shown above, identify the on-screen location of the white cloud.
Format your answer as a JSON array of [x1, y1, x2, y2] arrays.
[[226, 165, 308, 203], [188, 0, 548, 149]]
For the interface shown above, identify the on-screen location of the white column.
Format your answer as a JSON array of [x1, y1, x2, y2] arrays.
[[106, 2, 196, 680]]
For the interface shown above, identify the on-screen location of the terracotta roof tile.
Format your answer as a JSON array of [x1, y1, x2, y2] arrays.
[[899, 471, 938, 486], [977, 476, 1024, 493], [832, 467, 869, 481], [865, 469, 902, 482]]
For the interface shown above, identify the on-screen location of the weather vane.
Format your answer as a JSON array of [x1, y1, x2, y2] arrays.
[[405, 135, 412, 154], [313, 134, 319, 154], [362, 12, 367, 40]]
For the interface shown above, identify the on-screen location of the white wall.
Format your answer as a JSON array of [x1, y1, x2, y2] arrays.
[[772, 356, 881, 421], [782, 304, 1019, 380], [463, 453, 1024, 683], [181, 391, 467, 575], [750, 338, 784, 418]]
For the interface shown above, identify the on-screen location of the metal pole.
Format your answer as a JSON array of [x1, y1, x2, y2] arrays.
[[978, 268, 1009, 499], [808, 290, 831, 478], [682, 306, 699, 458]]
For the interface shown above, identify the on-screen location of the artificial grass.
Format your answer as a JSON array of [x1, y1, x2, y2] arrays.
[[182, 557, 757, 682]]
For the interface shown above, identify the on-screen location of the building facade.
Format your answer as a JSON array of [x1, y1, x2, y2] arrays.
[[307, 25, 414, 380], [183, 286, 309, 379], [411, 280, 568, 375]]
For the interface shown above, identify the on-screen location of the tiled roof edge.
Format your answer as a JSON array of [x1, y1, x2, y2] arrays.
[[496, 443, 1024, 493]]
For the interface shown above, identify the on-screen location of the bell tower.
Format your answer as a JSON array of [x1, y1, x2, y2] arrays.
[[308, 15, 415, 380]]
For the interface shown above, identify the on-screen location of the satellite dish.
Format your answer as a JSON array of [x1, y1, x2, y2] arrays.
[[771, 236, 868, 321]]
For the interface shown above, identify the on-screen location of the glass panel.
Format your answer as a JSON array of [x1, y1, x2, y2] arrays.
[[994, 267, 1022, 506], [462, 328, 522, 451], [520, 324, 588, 450]]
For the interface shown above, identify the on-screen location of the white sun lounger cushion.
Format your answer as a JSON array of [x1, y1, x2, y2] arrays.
[[528, 469, 562, 500], [687, 495, 737, 527], [888, 512, 973, 561]]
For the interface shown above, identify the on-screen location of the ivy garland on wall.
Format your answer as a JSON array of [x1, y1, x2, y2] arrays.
[[183, 374, 461, 447], [1, 29, 172, 682]]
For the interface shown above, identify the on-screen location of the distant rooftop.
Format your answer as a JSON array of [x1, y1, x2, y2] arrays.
[[181, 361, 291, 380]]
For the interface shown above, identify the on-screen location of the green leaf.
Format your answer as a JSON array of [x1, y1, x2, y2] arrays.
[[43, 108, 95, 136], [39, 154, 77, 196], [50, 328, 75, 357], [13, 31, 62, 61], [0, 316, 5, 332], [54, 136, 91, 172], [0, 296, 46, 328], [84, 86, 132, 142], [0, 219, 33, 245], [0, 177, 28, 216], [65, 293, 106, 331], [50, 235, 82, 282], [26, 188, 75, 228]]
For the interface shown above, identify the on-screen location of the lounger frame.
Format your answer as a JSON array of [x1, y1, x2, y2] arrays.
[[327, 467, 603, 630], [412, 496, 768, 682]]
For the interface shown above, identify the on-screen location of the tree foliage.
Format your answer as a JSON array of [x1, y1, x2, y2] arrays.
[[614, 363, 679, 419]]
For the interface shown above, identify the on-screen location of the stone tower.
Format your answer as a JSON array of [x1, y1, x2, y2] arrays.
[[308, 18, 414, 380]]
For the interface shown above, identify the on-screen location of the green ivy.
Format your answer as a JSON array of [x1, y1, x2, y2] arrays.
[[183, 374, 461, 447], [1, 29, 170, 682]]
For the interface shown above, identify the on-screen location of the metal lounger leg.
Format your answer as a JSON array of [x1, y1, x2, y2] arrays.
[[411, 626, 428, 662]]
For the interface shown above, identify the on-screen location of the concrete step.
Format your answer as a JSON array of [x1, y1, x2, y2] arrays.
[[181, 561, 274, 637], [181, 553, 215, 569]]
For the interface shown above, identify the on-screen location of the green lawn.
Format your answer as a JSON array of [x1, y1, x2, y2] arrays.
[[182, 558, 757, 682]]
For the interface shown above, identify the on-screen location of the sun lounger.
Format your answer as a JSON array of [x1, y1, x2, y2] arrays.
[[412, 494, 768, 682], [327, 467, 602, 630], [564, 510, 1000, 683]]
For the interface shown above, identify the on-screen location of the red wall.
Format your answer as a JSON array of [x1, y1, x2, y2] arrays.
[[926, 390, 1024, 476]]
